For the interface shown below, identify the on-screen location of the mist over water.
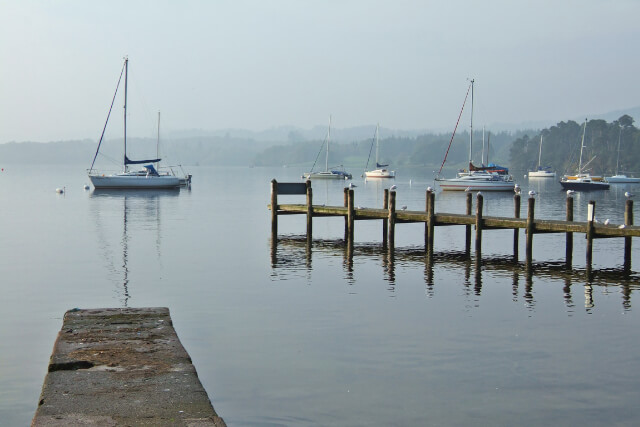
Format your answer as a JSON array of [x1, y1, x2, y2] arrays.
[[1, 165, 640, 426]]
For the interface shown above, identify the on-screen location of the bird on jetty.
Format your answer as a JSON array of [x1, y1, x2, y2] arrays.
[[514, 184, 521, 194], [528, 190, 537, 197], [390, 185, 397, 191], [401, 205, 407, 210], [566, 190, 575, 197], [349, 182, 357, 189], [619, 224, 626, 229], [604, 219, 610, 226], [427, 186, 433, 192], [464, 187, 471, 192], [625, 191, 634, 198]]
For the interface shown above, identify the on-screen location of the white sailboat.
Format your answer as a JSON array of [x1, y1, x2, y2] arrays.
[[303, 116, 352, 180], [88, 57, 181, 189], [606, 124, 640, 183], [435, 79, 515, 192], [528, 135, 556, 178], [364, 124, 395, 179]]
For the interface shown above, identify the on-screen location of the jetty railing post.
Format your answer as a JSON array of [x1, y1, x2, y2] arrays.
[[624, 199, 633, 272], [513, 193, 521, 261], [388, 190, 396, 250], [306, 180, 313, 241], [586, 200, 596, 275], [270, 179, 278, 234], [566, 195, 574, 268], [383, 189, 389, 249], [347, 189, 355, 243], [427, 191, 435, 253], [344, 187, 349, 241], [475, 193, 484, 254], [526, 197, 535, 268], [465, 191, 472, 255]]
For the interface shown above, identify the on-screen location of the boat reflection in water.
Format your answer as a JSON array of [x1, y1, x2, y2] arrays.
[[90, 188, 180, 306], [269, 235, 639, 311]]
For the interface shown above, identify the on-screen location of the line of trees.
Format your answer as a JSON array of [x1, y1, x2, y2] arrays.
[[509, 115, 639, 175]]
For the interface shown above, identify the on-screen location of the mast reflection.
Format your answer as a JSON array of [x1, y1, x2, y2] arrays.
[[91, 188, 178, 307]]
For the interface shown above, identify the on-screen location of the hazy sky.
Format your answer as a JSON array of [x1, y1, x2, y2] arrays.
[[1, 0, 639, 142]]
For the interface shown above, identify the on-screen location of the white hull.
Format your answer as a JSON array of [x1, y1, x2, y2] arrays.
[[365, 169, 395, 179], [436, 173, 515, 191], [528, 170, 556, 178], [89, 174, 181, 189], [606, 175, 640, 183], [303, 171, 351, 180]]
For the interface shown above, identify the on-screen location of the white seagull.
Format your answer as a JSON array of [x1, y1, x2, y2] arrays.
[[401, 205, 407, 210], [619, 224, 626, 229], [625, 191, 634, 198], [528, 190, 537, 197], [390, 185, 397, 191], [566, 190, 575, 196], [514, 184, 521, 194], [427, 186, 433, 192], [604, 219, 610, 226], [464, 187, 471, 192], [349, 182, 357, 189], [477, 191, 483, 197]]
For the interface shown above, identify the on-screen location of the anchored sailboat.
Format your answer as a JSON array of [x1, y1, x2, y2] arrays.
[[303, 116, 352, 180], [606, 124, 640, 183], [528, 135, 556, 178], [88, 57, 181, 189], [364, 124, 395, 179], [560, 119, 609, 191], [435, 79, 515, 191]]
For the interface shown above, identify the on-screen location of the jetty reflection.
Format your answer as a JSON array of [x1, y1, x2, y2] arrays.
[[270, 235, 640, 311], [90, 189, 179, 306]]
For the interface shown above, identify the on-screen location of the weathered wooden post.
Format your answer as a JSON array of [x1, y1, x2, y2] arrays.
[[624, 199, 633, 272], [344, 187, 349, 241], [270, 179, 278, 234], [565, 195, 574, 268], [425, 188, 430, 247], [426, 190, 435, 253], [347, 189, 355, 243], [513, 193, 521, 260], [383, 189, 389, 249], [475, 193, 484, 253], [585, 200, 596, 275], [306, 179, 313, 240], [526, 197, 536, 268], [465, 191, 472, 255], [388, 190, 397, 249]]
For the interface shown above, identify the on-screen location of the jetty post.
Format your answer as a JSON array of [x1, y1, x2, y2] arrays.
[[382, 189, 389, 249], [625, 199, 634, 272], [526, 197, 536, 268], [513, 193, 521, 260], [306, 179, 313, 241], [426, 189, 435, 252], [585, 200, 596, 273], [566, 195, 574, 268], [270, 179, 278, 234], [388, 190, 397, 249], [344, 187, 349, 241], [347, 188, 355, 242], [465, 191, 472, 255], [475, 193, 484, 253]]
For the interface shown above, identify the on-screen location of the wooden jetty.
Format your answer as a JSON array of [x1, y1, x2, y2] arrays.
[[269, 179, 639, 272]]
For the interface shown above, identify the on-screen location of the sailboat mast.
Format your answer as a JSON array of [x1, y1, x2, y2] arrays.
[[538, 135, 543, 168], [326, 115, 331, 172], [616, 125, 622, 175], [375, 123, 379, 165], [482, 126, 485, 166], [157, 111, 161, 169], [123, 57, 129, 171], [578, 119, 587, 174], [469, 79, 474, 166]]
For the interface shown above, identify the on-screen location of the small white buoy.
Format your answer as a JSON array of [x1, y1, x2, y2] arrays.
[[83, 184, 90, 190], [55, 188, 64, 194], [409, 179, 412, 186], [524, 174, 527, 178]]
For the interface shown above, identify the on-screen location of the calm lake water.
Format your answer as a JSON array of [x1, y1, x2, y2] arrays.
[[2, 164, 640, 426]]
